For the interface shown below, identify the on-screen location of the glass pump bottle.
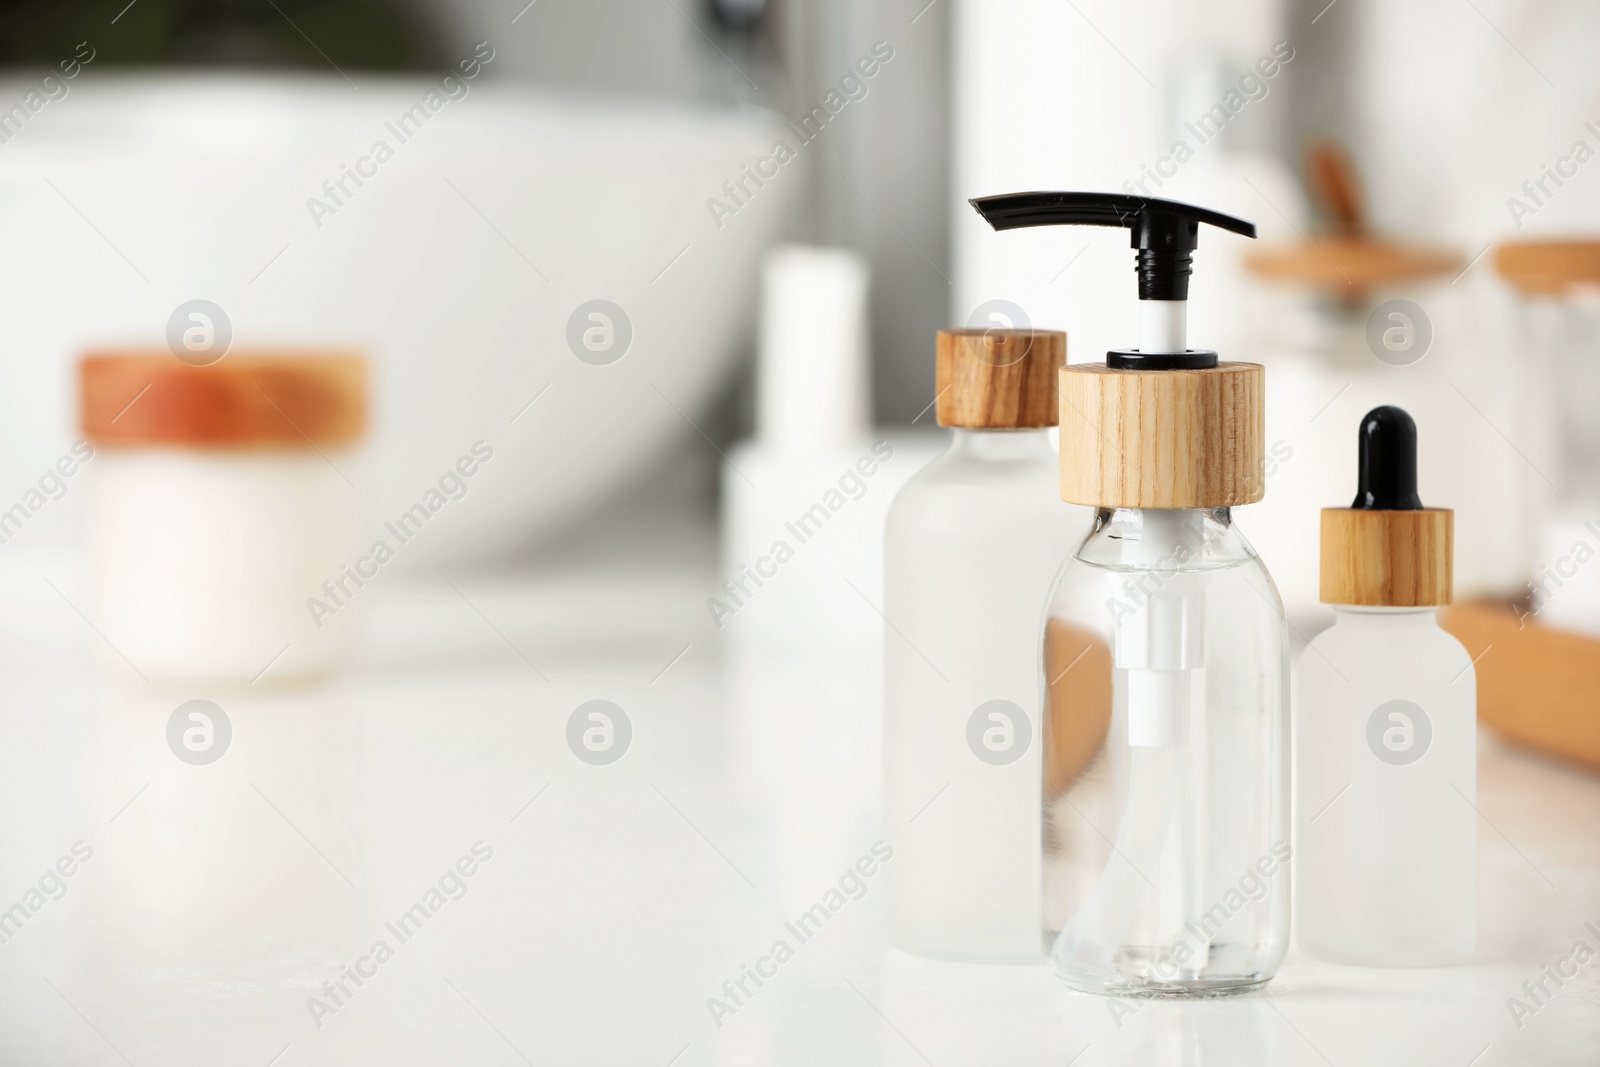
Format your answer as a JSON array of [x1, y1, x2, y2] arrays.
[[1297, 406, 1474, 966], [970, 192, 1291, 994], [883, 329, 1090, 961]]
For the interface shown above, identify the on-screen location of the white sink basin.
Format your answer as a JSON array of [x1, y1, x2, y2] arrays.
[[0, 75, 789, 564]]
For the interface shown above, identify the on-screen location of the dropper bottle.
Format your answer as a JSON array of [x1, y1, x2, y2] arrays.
[[1297, 405, 1475, 966], [970, 192, 1291, 994]]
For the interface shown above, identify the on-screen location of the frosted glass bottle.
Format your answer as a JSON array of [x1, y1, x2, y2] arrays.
[[1299, 403, 1474, 965], [1041, 507, 1291, 994], [883, 427, 1088, 960], [1295, 607, 1476, 965]]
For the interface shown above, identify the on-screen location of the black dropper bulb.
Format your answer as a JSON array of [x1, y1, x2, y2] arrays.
[[1353, 406, 1423, 510]]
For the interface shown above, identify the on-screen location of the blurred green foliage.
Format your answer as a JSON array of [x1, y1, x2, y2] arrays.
[[0, 0, 448, 71]]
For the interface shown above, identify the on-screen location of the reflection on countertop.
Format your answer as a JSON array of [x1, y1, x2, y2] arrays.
[[0, 543, 1594, 1066]]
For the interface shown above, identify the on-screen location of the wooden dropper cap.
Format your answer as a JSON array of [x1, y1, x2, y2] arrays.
[[1321, 406, 1452, 606], [935, 329, 1065, 428]]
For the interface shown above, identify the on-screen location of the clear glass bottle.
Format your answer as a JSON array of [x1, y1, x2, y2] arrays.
[[1041, 507, 1291, 994], [1295, 606, 1475, 965], [883, 330, 1088, 962], [963, 190, 1289, 991]]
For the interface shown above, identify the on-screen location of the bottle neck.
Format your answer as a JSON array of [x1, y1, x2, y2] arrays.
[[1332, 604, 1441, 621], [1080, 506, 1247, 570], [1093, 508, 1235, 554], [946, 426, 1053, 461], [1097, 506, 1233, 526]]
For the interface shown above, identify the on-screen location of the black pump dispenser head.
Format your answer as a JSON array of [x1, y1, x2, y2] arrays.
[[1353, 405, 1424, 510], [968, 192, 1256, 369]]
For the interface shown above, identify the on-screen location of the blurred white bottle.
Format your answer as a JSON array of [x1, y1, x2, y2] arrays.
[[1297, 406, 1475, 966], [720, 247, 942, 914], [718, 246, 939, 651], [883, 329, 1088, 961]]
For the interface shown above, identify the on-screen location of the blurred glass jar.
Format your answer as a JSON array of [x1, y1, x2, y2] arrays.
[[80, 352, 366, 685], [1495, 241, 1600, 635], [1231, 238, 1532, 626]]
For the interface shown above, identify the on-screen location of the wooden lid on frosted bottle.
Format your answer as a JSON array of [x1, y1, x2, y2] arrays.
[[934, 329, 1064, 429]]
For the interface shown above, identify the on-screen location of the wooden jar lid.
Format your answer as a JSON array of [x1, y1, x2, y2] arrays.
[[82, 351, 367, 449], [1243, 238, 1462, 293], [935, 329, 1064, 429], [1320, 508, 1453, 606], [1058, 362, 1264, 509], [1494, 241, 1600, 296]]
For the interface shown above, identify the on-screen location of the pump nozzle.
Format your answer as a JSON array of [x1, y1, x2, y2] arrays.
[[968, 192, 1256, 366]]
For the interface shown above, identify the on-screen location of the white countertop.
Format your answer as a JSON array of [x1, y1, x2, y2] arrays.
[[0, 549, 1595, 1066]]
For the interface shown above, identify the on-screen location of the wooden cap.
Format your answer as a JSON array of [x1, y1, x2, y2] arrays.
[[935, 329, 1064, 428], [1320, 508, 1452, 606], [1243, 238, 1462, 293], [1495, 241, 1600, 296], [1058, 362, 1264, 508], [82, 351, 367, 449]]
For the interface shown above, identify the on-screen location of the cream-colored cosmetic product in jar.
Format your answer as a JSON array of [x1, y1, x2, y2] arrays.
[[81, 352, 366, 686]]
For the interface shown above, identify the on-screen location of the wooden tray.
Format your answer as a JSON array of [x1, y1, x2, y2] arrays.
[[1441, 599, 1600, 771]]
